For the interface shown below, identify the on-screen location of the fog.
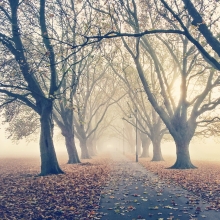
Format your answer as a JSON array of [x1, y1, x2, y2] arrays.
[[0, 116, 220, 161], [0, 125, 81, 161], [161, 138, 220, 161], [0, 124, 219, 162]]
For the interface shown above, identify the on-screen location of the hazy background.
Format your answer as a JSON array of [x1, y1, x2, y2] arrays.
[[0, 124, 69, 159], [0, 123, 219, 162]]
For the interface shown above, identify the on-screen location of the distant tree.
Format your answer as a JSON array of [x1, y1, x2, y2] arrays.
[[107, 117, 137, 154], [139, 132, 151, 158], [107, 45, 167, 161], [123, 91, 166, 161], [87, 0, 220, 168], [74, 57, 126, 159], [52, 0, 100, 164], [118, 1, 220, 168]]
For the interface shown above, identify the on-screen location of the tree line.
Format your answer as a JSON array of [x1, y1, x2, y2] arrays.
[[0, 0, 219, 175]]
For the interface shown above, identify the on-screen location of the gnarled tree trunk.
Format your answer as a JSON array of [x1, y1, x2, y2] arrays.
[[151, 137, 164, 161], [39, 100, 63, 175], [169, 136, 197, 169], [140, 135, 150, 158], [168, 118, 197, 169]]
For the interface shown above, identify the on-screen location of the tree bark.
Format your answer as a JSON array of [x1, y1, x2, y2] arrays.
[[151, 138, 164, 161], [39, 100, 64, 175], [169, 138, 197, 169], [140, 136, 150, 158], [54, 114, 81, 164], [80, 138, 91, 159], [64, 134, 80, 164]]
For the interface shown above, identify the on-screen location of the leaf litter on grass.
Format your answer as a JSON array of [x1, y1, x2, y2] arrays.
[[0, 155, 111, 219]]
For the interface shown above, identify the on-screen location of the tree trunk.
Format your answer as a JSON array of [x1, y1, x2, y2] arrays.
[[39, 100, 64, 175], [87, 144, 95, 157], [93, 144, 98, 155], [80, 138, 91, 159], [88, 141, 95, 156], [140, 136, 150, 158], [151, 138, 164, 161], [64, 134, 80, 164], [169, 139, 197, 169], [88, 142, 98, 156]]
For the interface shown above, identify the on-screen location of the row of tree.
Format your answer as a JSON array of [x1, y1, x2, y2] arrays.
[[0, 0, 220, 175]]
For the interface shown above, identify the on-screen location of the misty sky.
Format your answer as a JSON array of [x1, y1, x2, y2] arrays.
[[0, 122, 219, 162]]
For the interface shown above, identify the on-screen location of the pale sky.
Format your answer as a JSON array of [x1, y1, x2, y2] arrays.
[[0, 123, 219, 161]]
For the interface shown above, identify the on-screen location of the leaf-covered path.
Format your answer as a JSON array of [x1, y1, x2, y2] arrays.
[[98, 154, 220, 220]]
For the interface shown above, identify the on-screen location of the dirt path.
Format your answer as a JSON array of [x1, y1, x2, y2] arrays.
[[98, 153, 220, 220]]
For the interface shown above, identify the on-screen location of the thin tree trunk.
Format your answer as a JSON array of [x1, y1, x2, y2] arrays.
[[80, 138, 91, 159], [39, 101, 64, 175], [151, 138, 164, 161], [64, 134, 80, 164], [169, 139, 197, 169], [140, 136, 150, 158]]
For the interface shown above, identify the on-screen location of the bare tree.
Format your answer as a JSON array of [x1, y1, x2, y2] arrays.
[[74, 57, 126, 158], [0, 0, 93, 174], [107, 45, 167, 161], [80, 0, 220, 70], [118, 1, 220, 168]]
